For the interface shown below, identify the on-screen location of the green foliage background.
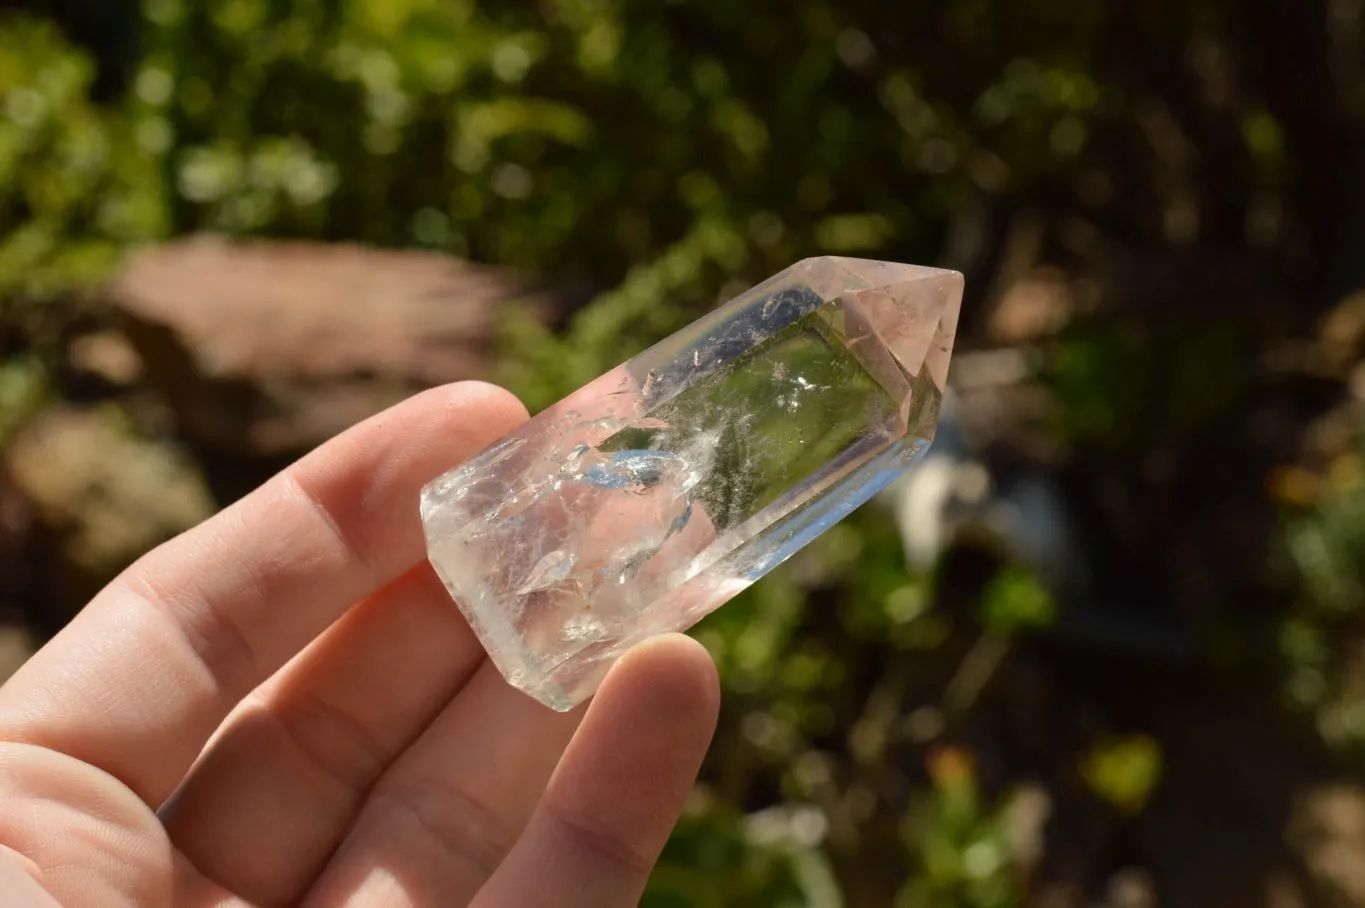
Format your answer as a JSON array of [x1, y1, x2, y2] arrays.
[[4, 0, 1365, 905]]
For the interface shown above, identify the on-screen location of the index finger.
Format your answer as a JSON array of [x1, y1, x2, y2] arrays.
[[0, 382, 527, 807]]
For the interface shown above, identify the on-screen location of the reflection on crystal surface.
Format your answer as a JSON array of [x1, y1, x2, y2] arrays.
[[421, 256, 963, 710]]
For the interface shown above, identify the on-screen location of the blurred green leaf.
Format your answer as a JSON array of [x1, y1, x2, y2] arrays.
[[980, 566, 1057, 634], [1080, 735, 1162, 816]]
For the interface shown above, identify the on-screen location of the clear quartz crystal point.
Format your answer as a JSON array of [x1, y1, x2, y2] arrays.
[[421, 257, 963, 710]]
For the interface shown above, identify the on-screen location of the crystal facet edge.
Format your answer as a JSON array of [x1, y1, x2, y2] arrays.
[[418, 257, 964, 713]]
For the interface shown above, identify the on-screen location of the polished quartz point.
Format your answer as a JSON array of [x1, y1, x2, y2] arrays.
[[420, 257, 963, 710]]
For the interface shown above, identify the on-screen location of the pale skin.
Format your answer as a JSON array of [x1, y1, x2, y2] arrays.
[[0, 382, 721, 907]]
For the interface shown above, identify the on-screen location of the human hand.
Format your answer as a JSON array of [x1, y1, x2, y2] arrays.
[[0, 383, 720, 907]]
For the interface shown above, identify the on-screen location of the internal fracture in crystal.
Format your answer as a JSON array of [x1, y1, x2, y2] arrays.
[[420, 257, 963, 710]]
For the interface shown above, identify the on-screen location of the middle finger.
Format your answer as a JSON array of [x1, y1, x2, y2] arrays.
[[302, 661, 583, 908], [162, 561, 488, 905]]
